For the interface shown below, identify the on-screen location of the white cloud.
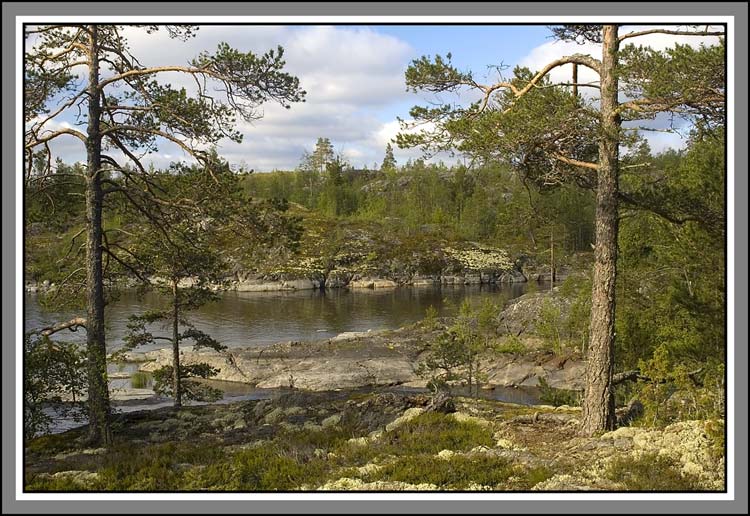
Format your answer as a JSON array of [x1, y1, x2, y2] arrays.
[[35, 25, 723, 170], [97, 25, 416, 170], [519, 25, 723, 97]]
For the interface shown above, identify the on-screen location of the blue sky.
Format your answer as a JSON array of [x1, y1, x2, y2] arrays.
[[27, 24, 722, 172], [370, 25, 552, 121]]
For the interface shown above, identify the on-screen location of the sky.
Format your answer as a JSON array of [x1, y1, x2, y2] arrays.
[[28, 24, 723, 172]]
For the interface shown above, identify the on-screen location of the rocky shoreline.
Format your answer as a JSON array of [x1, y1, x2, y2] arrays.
[[26, 252, 573, 294], [231, 270, 533, 293], [25, 270, 534, 294], [117, 323, 586, 394]]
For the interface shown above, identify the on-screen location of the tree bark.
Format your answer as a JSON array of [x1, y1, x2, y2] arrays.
[[580, 25, 620, 436], [172, 279, 182, 408], [84, 25, 112, 446], [550, 226, 555, 289]]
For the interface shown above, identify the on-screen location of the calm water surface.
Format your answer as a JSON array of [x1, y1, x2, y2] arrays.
[[30, 283, 535, 434], [25, 284, 528, 352]]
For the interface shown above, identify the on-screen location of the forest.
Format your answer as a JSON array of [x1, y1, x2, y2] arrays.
[[22, 23, 727, 493]]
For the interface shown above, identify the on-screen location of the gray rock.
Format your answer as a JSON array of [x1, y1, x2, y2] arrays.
[[321, 414, 342, 428]]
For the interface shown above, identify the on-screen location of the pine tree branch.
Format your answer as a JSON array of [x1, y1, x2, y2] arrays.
[[476, 54, 602, 115], [619, 28, 724, 43], [29, 317, 87, 337]]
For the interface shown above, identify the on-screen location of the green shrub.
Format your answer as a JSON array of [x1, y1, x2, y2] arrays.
[[492, 336, 527, 354], [26, 430, 83, 455], [536, 298, 564, 354], [25, 474, 88, 492], [95, 442, 225, 491], [365, 454, 515, 489], [24, 335, 87, 439], [605, 452, 702, 491], [382, 411, 493, 455], [416, 300, 489, 398], [636, 346, 724, 426], [423, 305, 439, 330], [130, 371, 152, 389], [273, 423, 360, 461], [187, 445, 329, 491]]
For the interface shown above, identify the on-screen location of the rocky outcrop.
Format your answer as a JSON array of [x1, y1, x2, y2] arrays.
[[123, 327, 585, 393], [231, 269, 526, 292], [496, 288, 572, 336], [485, 351, 586, 390], [234, 275, 315, 292], [349, 278, 398, 289], [134, 332, 418, 391]]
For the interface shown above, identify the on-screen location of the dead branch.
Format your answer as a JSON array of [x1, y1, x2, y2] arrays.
[[29, 317, 87, 337]]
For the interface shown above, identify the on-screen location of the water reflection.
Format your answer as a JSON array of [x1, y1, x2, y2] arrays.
[[25, 283, 527, 351]]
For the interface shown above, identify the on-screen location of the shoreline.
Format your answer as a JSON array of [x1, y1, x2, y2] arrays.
[[115, 323, 586, 394], [25, 268, 572, 294]]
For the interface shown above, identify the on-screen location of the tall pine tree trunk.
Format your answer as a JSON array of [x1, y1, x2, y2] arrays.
[[580, 25, 620, 436], [84, 25, 112, 445], [172, 279, 182, 408]]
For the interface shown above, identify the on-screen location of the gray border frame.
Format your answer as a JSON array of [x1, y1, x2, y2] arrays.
[[3, 2, 747, 514]]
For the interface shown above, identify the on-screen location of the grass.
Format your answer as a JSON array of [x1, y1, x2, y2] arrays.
[[379, 411, 494, 455], [25, 410, 500, 492], [492, 336, 528, 354], [604, 452, 701, 491], [363, 454, 515, 489], [130, 372, 152, 389], [185, 446, 330, 491], [328, 410, 497, 472], [27, 397, 711, 493]]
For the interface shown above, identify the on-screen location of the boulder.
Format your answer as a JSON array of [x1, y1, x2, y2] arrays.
[[281, 278, 315, 290], [496, 289, 571, 336], [235, 279, 286, 292]]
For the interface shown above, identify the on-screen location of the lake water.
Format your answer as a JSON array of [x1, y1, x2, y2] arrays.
[[29, 283, 538, 434], [25, 283, 528, 352]]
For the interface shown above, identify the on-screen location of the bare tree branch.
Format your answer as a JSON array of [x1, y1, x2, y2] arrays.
[[475, 54, 602, 115], [551, 152, 599, 171], [619, 28, 724, 43], [25, 128, 87, 148], [29, 317, 87, 337]]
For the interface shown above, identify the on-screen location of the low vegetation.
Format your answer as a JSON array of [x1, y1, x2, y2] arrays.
[[25, 392, 724, 492]]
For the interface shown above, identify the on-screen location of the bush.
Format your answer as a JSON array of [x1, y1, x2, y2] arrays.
[[605, 452, 702, 491], [535, 275, 591, 355], [636, 345, 724, 426], [492, 335, 527, 354], [24, 334, 87, 439], [422, 305, 439, 330], [381, 412, 493, 455], [416, 300, 490, 397], [192, 446, 328, 491], [130, 372, 152, 389], [365, 454, 515, 489], [95, 441, 226, 491]]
